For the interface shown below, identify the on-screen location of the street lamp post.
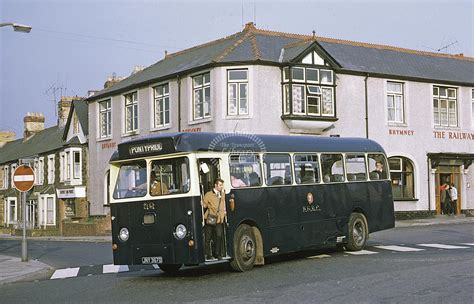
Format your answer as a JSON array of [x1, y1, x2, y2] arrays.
[[0, 22, 32, 33]]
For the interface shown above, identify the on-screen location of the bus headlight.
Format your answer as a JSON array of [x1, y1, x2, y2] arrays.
[[174, 224, 187, 240], [118, 228, 129, 242]]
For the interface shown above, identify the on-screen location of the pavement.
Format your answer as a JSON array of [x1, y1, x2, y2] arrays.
[[1, 215, 473, 285]]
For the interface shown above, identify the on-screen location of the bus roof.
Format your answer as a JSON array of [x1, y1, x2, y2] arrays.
[[110, 132, 386, 162]]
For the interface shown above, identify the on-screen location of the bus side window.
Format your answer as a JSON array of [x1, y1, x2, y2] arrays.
[[321, 154, 344, 183], [294, 154, 320, 184], [263, 154, 292, 186], [346, 154, 367, 181], [368, 153, 389, 180], [229, 154, 263, 187]]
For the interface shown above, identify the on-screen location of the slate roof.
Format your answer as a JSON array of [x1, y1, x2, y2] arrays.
[[0, 126, 64, 164], [87, 23, 473, 102]]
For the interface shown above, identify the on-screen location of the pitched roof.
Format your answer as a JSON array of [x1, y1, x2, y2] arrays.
[[87, 23, 473, 102], [0, 126, 64, 164], [63, 99, 88, 140]]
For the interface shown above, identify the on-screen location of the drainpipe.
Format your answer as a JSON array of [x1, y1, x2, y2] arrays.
[[427, 157, 432, 212], [364, 74, 369, 139], [177, 75, 181, 132]]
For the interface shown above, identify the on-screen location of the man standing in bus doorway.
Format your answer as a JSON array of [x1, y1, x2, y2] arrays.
[[202, 178, 227, 260], [450, 183, 458, 215]]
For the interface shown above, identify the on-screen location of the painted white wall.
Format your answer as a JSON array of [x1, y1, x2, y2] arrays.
[[88, 64, 474, 216]]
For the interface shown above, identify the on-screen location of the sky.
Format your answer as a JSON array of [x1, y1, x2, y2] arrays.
[[1, 0, 473, 138]]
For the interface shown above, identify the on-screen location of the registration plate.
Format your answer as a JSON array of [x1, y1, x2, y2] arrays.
[[142, 256, 163, 264]]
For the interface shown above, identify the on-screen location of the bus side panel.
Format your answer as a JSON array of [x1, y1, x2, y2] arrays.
[[366, 181, 395, 232]]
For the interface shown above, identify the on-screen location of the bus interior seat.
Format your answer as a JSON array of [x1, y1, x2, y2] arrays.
[[369, 172, 380, 180], [301, 174, 315, 184], [331, 174, 344, 182], [347, 173, 357, 181], [269, 176, 284, 185], [323, 175, 331, 183], [356, 173, 367, 181], [249, 173, 260, 186]]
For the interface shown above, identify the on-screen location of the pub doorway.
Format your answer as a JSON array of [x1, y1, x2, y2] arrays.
[[434, 166, 461, 215]]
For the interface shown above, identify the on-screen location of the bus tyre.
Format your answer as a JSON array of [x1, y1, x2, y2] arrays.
[[230, 224, 257, 272], [158, 264, 182, 274], [346, 213, 368, 251]]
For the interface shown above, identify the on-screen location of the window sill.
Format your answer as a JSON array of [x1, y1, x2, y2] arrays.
[[188, 118, 212, 126], [151, 125, 171, 132], [281, 115, 338, 134], [394, 198, 419, 202], [122, 131, 140, 138], [433, 126, 460, 131], [387, 122, 408, 127], [225, 115, 250, 120], [96, 136, 113, 143]]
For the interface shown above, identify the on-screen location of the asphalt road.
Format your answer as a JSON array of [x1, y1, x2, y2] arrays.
[[1, 223, 473, 303]]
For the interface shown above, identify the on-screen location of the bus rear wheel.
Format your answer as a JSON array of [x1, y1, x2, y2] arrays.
[[158, 263, 182, 274], [346, 213, 368, 251], [230, 224, 256, 272]]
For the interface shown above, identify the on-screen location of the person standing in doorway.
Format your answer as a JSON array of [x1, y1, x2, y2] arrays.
[[202, 178, 226, 260], [450, 183, 458, 215], [440, 183, 450, 215]]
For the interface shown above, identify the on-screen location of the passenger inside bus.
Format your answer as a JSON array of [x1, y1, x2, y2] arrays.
[[231, 174, 247, 188]]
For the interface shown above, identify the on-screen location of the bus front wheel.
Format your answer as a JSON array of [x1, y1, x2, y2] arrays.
[[158, 263, 182, 274], [346, 213, 368, 251], [230, 224, 257, 272]]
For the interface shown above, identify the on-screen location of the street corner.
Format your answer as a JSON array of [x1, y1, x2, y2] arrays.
[[0, 254, 52, 285]]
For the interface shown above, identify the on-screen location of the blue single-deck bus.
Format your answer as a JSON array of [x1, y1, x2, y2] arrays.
[[109, 132, 394, 273]]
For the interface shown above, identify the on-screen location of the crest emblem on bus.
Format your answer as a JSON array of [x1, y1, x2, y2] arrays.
[[307, 192, 314, 205]]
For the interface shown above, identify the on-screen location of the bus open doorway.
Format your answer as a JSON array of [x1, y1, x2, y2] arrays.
[[198, 158, 230, 262]]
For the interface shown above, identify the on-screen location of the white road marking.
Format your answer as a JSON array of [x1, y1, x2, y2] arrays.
[[417, 243, 469, 249], [102, 264, 129, 274], [307, 254, 331, 259], [460, 243, 474, 246], [345, 250, 378, 255], [50, 267, 80, 280], [374, 245, 425, 252]]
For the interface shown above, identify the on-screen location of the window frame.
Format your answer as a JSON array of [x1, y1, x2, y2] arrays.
[[387, 81, 405, 124], [192, 72, 211, 120], [227, 69, 249, 116], [433, 85, 458, 127], [153, 83, 171, 129], [388, 156, 416, 200], [47, 154, 55, 184], [98, 99, 112, 139], [124, 91, 139, 134]]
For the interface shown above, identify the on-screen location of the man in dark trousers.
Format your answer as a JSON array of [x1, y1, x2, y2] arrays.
[[202, 178, 226, 260]]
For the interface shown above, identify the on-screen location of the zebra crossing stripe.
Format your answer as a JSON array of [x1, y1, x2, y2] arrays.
[[102, 264, 129, 274], [345, 250, 378, 255], [374, 245, 425, 252], [50, 267, 80, 280], [307, 254, 331, 259], [417, 243, 469, 249]]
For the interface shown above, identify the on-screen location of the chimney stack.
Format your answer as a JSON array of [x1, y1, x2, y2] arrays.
[[104, 73, 124, 89], [0, 131, 16, 148], [23, 112, 45, 140], [58, 96, 81, 129]]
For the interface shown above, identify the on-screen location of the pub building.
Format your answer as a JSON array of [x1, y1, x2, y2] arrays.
[[86, 23, 473, 220]]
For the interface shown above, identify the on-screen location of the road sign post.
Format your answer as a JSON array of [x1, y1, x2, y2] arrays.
[[13, 165, 35, 262]]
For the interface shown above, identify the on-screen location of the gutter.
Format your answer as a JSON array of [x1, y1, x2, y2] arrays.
[[177, 75, 181, 132]]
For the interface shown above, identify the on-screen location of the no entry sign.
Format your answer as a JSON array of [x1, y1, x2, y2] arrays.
[[13, 165, 35, 192]]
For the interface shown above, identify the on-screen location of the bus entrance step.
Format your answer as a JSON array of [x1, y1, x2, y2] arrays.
[[204, 257, 231, 265]]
